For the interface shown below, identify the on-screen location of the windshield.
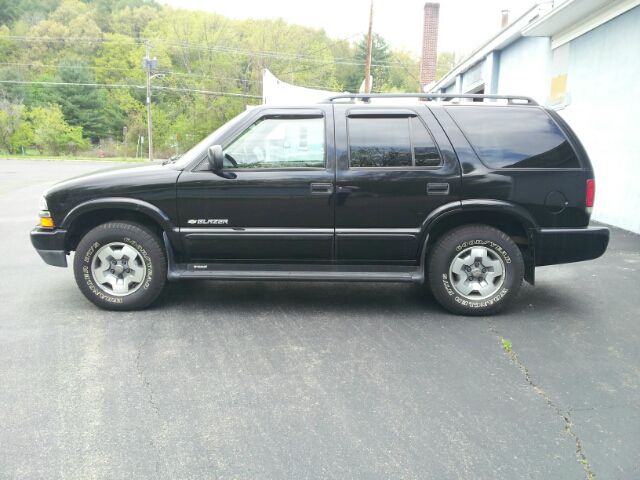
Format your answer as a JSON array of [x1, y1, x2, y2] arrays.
[[170, 109, 253, 169]]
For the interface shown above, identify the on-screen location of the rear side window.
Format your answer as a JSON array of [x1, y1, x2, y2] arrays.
[[447, 106, 580, 169], [348, 116, 441, 168]]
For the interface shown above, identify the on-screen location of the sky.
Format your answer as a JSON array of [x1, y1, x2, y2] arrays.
[[160, 0, 538, 59]]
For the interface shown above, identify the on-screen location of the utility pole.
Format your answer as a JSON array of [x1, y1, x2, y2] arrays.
[[364, 0, 374, 94], [143, 42, 157, 161]]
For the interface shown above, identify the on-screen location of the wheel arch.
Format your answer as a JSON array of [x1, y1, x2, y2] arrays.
[[62, 198, 177, 252], [420, 200, 537, 284]]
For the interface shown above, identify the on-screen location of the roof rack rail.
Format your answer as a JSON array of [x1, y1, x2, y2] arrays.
[[323, 93, 538, 106]]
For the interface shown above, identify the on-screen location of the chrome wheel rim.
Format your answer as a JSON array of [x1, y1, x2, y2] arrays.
[[448, 246, 505, 300], [90, 242, 147, 296]]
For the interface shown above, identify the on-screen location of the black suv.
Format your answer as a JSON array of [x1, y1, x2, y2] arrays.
[[30, 93, 609, 315]]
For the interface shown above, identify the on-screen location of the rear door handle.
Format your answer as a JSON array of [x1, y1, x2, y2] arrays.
[[310, 183, 334, 195], [427, 182, 450, 195]]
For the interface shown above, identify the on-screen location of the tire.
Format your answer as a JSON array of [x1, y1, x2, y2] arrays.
[[73, 221, 167, 311], [428, 224, 524, 316]]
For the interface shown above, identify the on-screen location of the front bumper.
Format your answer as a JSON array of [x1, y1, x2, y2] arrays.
[[535, 226, 610, 266], [30, 228, 68, 267]]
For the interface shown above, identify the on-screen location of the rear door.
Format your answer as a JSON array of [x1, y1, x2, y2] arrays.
[[176, 106, 336, 263], [333, 104, 461, 264]]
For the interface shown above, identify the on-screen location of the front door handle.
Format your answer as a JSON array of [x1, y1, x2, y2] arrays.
[[310, 183, 334, 195], [427, 182, 450, 195]]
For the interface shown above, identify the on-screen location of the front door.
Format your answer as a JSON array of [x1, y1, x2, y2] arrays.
[[176, 107, 335, 263], [333, 104, 461, 264]]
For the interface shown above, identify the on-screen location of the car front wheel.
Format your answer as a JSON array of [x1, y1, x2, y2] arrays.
[[73, 221, 167, 310], [428, 224, 524, 315]]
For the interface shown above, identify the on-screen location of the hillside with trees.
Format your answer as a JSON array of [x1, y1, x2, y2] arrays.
[[0, 0, 420, 158]]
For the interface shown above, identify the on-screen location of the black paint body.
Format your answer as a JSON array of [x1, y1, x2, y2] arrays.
[[31, 102, 609, 277]]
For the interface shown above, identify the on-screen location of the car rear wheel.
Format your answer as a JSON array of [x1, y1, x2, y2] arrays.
[[428, 224, 524, 315], [73, 221, 167, 310]]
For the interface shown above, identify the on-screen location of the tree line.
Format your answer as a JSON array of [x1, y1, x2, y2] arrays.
[[0, 0, 429, 158]]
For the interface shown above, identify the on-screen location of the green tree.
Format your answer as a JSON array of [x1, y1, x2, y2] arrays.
[[109, 5, 158, 38], [355, 33, 391, 92], [436, 52, 456, 81], [0, 0, 22, 24], [12, 0, 61, 22], [51, 60, 118, 140], [0, 101, 23, 152], [29, 104, 87, 154], [0, 69, 27, 103], [10, 119, 34, 153], [383, 50, 420, 92], [1, 0, 427, 156]]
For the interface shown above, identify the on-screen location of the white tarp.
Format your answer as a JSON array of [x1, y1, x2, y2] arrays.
[[261, 68, 422, 106], [262, 69, 337, 105]]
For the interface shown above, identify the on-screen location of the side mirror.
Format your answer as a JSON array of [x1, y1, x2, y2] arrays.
[[207, 145, 224, 171]]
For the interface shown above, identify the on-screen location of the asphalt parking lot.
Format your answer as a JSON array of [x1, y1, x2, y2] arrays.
[[1, 159, 639, 479]]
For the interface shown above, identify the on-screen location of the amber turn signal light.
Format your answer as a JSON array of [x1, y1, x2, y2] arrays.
[[40, 216, 55, 228]]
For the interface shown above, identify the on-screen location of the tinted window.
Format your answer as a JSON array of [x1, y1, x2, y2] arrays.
[[411, 117, 441, 167], [349, 117, 412, 167], [447, 106, 580, 169], [349, 116, 441, 168], [225, 117, 325, 168]]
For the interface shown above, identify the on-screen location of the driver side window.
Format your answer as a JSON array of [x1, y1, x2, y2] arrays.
[[224, 116, 325, 169]]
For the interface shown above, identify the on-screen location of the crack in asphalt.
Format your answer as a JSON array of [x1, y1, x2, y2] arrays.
[[488, 326, 596, 480], [136, 337, 161, 417], [135, 324, 162, 477]]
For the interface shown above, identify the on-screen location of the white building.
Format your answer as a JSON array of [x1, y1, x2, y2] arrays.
[[430, 0, 640, 234]]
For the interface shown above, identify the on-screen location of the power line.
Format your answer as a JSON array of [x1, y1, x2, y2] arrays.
[[0, 62, 137, 73], [162, 42, 405, 68], [0, 35, 411, 68], [153, 84, 260, 98], [0, 79, 262, 98], [0, 35, 140, 44], [0, 62, 348, 92], [0, 62, 261, 84]]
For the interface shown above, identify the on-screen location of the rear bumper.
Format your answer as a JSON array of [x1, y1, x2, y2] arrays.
[[30, 228, 68, 267], [535, 226, 609, 266]]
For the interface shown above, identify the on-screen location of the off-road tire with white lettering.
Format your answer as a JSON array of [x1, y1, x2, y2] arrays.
[[73, 222, 167, 310], [428, 225, 524, 316]]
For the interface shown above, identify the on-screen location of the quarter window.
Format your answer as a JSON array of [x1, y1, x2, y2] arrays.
[[447, 106, 580, 169], [411, 117, 441, 167], [348, 116, 441, 168], [225, 116, 325, 169]]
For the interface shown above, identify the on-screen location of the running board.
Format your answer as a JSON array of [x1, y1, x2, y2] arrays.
[[169, 264, 422, 282], [162, 234, 424, 283]]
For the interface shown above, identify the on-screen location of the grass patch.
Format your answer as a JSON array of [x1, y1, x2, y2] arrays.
[[501, 337, 513, 353]]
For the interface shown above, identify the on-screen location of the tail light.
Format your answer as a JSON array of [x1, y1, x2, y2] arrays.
[[586, 179, 595, 208]]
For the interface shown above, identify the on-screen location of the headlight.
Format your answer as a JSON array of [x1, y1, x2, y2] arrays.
[[38, 195, 55, 228], [38, 195, 48, 213]]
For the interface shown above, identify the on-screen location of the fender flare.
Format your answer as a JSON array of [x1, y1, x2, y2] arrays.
[[459, 199, 538, 231], [61, 197, 178, 234], [418, 199, 539, 283]]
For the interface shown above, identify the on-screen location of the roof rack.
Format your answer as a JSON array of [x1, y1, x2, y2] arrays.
[[323, 93, 538, 106]]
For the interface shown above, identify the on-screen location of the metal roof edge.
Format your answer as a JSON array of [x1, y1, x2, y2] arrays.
[[429, 4, 546, 92], [522, 0, 640, 45]]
